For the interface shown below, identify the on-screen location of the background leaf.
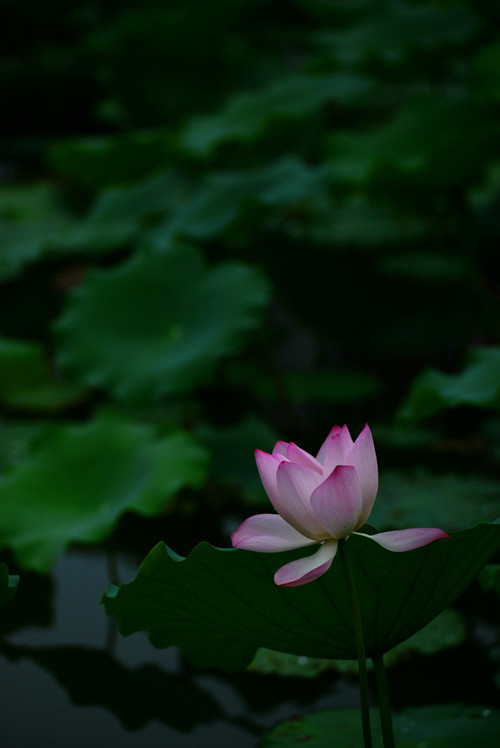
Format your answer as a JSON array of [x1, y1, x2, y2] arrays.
[[0, 336, 85, 412], [181, 73, 375, 156], [55, 244, 269, 402], [0, 411, 207, 571], [261, 705, 500, 747], [399, 347, 500, 422], [373, 471, 500, 530]]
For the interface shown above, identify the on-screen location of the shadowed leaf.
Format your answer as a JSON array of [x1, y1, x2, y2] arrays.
[[102, 523, 500, 671], [261, 705, 500, 747]]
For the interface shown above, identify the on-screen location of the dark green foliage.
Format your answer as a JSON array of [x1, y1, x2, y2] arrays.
[[0, 563, 19, 607], [261, 705, 500, 747], [0, 412, 207, 570], [1, 1, 500, 719], [102, 523, 499, 670]]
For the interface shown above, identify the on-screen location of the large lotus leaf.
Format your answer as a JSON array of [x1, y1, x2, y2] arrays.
[[249, 608, 466, 677], [373, 471, 500, 531], [0, 337, 85, 412], [181, 73, 374, 156], [102, 522, 500, 671], [0, 412, 207, 571], [314, 1, 479, 65], [248, 612, 468, 678], [55, 245, 269, 402], [328, 94, 500, 189], [156, 158, 332, 243], [399, 347, 500, 422], [0, 564, 19, 607], [261, 705, 500, 747]]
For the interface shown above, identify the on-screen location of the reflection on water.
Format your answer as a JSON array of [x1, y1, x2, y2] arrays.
[[0, 550, 357, 747]]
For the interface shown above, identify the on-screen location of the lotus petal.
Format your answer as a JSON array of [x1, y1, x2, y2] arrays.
[[231, 514, 314, 552], [272, 441, 289, 457], [359, 528, 449, 552], [277, 461, 327, 538], [310, 466, 363, 538], [274, 540, 338, 587], [349, 424, 378, 527], [321, 425, 354, 477], [316, 425, 342, 465], [287, 443, 323, 473]]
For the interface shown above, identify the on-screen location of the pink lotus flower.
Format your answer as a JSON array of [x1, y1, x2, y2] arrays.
[[231, 425, 448, 587]]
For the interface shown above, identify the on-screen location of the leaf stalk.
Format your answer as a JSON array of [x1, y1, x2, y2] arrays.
[[373, 654, 395, 748], [339, 539, 373, 748]]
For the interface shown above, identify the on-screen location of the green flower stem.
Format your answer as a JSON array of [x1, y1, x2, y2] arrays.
[[373, 654, 395, 748], [339, 539, 373, 748]]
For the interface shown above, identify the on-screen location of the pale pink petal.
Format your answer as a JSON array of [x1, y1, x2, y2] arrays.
[[276, 461, 327, 538], [348, 425, 378, 528], [255, 449, 282, 506], [255, 450, 315, 532], [310, 466, 363, 539], [287, 442, 323, 473], [274, 540, 338, 586], [272, 441, 289, 457], [321, 425, 354, 477], [231, 514, 314, 552], [316, 425, 342, 465], [356, 528, 449, 552]]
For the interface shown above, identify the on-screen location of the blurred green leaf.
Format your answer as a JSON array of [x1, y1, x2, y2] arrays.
[[261, 705, 500, 747], [0, 337, 86, 412], [51, 170, 189, 255], [156, 158, 332, 243], [0, 563, 19, 607], [181, 72, 374, 156], [311, 197, 429, 247], [0, 183, 71, 280], [102, 523, 499, 670], [479, 564, 500, 597], [314, 0, 479, 65], [373, 470, 500, 531], [0, 421, 44, 474], [48, 131, 173, 189], [196, 417, 278, 503], [55, 244, 269, 402], [328, 94, 500, 189], [0, 411, 207, 571], [399, 347, 500, 422]]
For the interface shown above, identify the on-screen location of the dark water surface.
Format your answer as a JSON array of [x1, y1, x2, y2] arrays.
[[0, 550, 360, 748]]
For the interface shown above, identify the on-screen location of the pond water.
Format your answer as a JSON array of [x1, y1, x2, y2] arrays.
[[0, 549, 363, 748]]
